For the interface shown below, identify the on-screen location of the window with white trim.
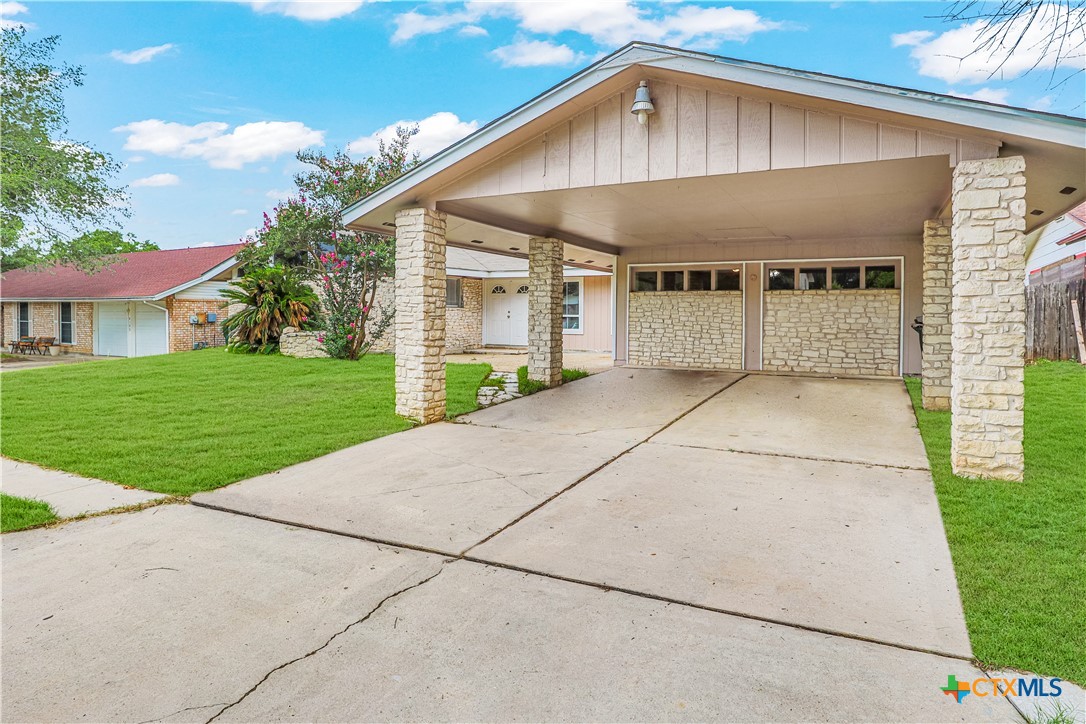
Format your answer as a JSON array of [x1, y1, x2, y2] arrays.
[[17, 302, 30, 338], [59, 302, 75, 344], [562, 281, 581, 331]]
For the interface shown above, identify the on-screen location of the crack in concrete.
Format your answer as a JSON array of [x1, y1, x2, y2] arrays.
[[138, 703, 229, 724], [203, 566, 446, 723], [646, 440, 932, 472]]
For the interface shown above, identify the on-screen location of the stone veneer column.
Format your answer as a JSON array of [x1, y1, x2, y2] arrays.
[[394, 207, 447, 423], [527, 237, 564, 387], [950, 156, 1027, 481], [922, 219, 952, 410]]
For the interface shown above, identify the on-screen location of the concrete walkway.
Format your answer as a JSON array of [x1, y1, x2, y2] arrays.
[[446, 348, 613, 373], [1, 458, 165, 517], [0, 354, 116, 374], [1, 370, 1023, 721]]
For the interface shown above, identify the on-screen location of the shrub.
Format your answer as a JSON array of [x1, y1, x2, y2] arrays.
[[221, 266, 320, 353]]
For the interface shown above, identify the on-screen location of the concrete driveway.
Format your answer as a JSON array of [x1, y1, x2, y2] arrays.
[[3, 369, 1014, 722]]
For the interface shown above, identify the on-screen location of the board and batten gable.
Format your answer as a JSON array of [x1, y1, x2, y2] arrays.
[[431, 79, 1001, 202]]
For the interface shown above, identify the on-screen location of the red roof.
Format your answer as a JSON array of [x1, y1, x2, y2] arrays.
[[0, 244, 243, 301]]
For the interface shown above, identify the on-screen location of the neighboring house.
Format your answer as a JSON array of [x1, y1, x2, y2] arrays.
[[0, 244, 243, 357], [445, 247, 611, 352], [1025, 202, 1086, 285]]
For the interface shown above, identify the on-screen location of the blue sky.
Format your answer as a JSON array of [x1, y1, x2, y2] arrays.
[[5, 1, 1084, 249]]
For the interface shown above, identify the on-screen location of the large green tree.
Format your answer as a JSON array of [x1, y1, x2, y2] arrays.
[[0, 28, 127, 270], [1, 230, 158, 272], [238, 127, 420, 360]]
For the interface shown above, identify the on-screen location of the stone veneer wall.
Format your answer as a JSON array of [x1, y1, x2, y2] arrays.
[[950, 156, 1027, 482], [447, 277, 483, 353], [628, 291, 742, 369], [279, 328, 329, 358], [527, 237, 564, 386], [394, 208, 447, 423], [762, 290, 900, 376], [922, 220, 952, 410]]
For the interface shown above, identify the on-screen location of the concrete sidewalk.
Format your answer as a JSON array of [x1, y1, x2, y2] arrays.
[[1, 458, 165, 517]]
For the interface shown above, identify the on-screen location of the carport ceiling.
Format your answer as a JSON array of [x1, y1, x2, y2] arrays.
[[438, 156, 952, 251]]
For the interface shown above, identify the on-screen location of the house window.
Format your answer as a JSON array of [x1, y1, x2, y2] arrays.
[[767, 267, 795, 290], [563, 281, 581, 331], [660, 270, 684, 291], [17, 302, 30, 338], [634, 271, 657, 292], [799, 268, 827, 290], [865, 265, 897, 289], [59, 302, 75, 344], [716, 268, 741, 290], [446, 278, 462, 308], [832, 267, 861, 289], [688, 270, 712, 291]]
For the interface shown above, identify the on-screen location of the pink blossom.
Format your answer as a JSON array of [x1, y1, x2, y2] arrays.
[[349, 322, 356, 328], [347, 334, 354, 341], [301, 316, 308, 322], [362, 305, 370, 313], [317, 336, 324, 343]]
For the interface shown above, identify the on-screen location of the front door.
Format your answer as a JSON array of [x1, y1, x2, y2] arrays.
[[485, 281, 529, 346]]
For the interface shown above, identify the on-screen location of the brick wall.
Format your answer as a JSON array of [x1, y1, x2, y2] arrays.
[[762, 289, 900, 376], [71, 303, 94, 354], [628, 291, 743, 369], [165, 296, 228, 353], [31, 302, 57, 342]]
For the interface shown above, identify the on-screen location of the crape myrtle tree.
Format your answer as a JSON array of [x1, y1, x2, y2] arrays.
[[238, 127, 420, 360], [0, 29, 128, 271]]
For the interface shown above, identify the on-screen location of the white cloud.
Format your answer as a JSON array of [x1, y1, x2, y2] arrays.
[[0, 1, 33, 29], [893, 4, 1086, 84], [948, 87, 1011, 104], [114, 119, 324, 170], [391, 1, 784, 50], [491, 39, 585, 67], [243, 1, 364, 21], [265, 188, 294, 200], [459, 24, 488, 38], [349, 111, 479, 160], [231, 208, 249, 215], [110, 43, 176, 64], [1032, 95, 1055, 110], [131, 173, 181, 188], [891, 30, 933, 48]]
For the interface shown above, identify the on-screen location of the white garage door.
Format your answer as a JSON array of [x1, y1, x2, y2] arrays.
[[133, 304, 168, 357], [97, 302, 129, 357]]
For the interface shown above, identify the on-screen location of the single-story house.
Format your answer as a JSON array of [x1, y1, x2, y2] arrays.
[[342, 41, 1085, 483], [0, 244, 243, 357], [1025, 201, 1085, 285]]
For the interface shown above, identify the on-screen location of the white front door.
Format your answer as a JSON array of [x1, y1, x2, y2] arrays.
[[485, 280, 529, 346], [133, 304, 168, 357], [97, 302, 129, 357]]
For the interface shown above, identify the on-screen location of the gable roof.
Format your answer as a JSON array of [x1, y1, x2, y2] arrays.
[[0, 244, 243, 301], [343, 41, 1086, 231]]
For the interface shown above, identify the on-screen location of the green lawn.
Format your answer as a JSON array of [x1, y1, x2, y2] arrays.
[[905, 361, 1086, 685], [1, 349, 491, 497], [515, 366, 590, 396], [1, 493, 57, 533]]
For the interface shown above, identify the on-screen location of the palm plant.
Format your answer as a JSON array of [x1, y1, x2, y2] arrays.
[[221, 266, 319, 353]]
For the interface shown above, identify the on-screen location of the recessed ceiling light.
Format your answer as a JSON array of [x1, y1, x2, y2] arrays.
[[1030, 209, 1044, 216], [566, 258, 574, 262], [508, 247, 520, 251], [606, 264, 613, 268], [585, 260, 595, 263], [470, 239, 485, 244], [381, 222, 396, 228], [1060, 186, 1077, 195]]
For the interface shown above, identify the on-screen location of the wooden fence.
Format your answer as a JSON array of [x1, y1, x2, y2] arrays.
[[1026, 278, 1086, 362]]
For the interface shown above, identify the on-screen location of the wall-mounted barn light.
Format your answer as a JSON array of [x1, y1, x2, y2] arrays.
[[630, 81, 655, 125]]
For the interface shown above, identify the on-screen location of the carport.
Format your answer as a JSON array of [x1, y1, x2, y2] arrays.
[[343, 42, 1086, 482]]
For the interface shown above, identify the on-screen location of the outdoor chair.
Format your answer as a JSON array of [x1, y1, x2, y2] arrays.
[[34, 336, 56, 354], [10, 336, 35, 354]]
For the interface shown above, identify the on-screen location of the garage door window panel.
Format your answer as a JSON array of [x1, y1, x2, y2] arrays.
[[767, 268, 795, 290], [832, 267, 861, 289], [799, 268, 827, 290], [660, 271, 684, 291], [865, 265, 897, 289], [716, 268, 741, 291], [634, 271, 658, 292]]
